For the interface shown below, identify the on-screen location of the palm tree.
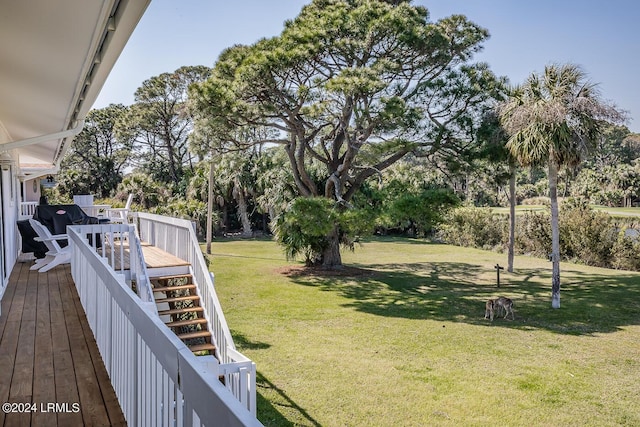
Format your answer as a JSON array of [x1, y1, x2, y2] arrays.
[[499, 63, 624, 308]]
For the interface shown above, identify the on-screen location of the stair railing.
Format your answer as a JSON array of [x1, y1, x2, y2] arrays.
[[73, 223, 155, 306], [131, 212, 256, 415], [67, 224, 261, 426]]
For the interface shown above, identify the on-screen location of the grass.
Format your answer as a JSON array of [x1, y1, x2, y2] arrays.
[[492, 204, 640, 218], [592, 205, 640, 218], [491, 204, 547, 215], [206, 237, 640, 426]]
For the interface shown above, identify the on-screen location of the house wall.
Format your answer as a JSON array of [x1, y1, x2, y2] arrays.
[[24, 178, 41, 202], [0, 171, 4, 294], [0, 166, 18, 289]]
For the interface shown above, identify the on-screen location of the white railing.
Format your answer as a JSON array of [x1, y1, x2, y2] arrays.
[[75, 223, 154, 304], [19, 201, 38, 219], [68, 225, 261, 427], [220, 349, 257, 413], [132, 212, 256, 416]]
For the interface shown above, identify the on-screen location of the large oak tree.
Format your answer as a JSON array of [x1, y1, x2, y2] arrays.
[[191, 0, 503, 267]]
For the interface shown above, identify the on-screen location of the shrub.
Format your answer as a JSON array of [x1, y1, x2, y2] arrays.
[[151, 198, 208, 238], [559, 198, 615, 267], [611, 229, 640, 271], [514, 210, 551, 257], [386, 188, 460, 237], [438, 202, 640, 271], [115, 173, 170, 209], [273, 197, 372, 265], [516, 183, 538, 203], [593, 189, 624, 207], [438, 207, 505, 251]]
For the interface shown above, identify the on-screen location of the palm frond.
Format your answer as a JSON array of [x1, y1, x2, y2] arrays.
[[498, 62, 625, 169]]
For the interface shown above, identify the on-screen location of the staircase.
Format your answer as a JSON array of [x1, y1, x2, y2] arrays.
[[152, 274, 218, 357], [133, 213, 256, 416]]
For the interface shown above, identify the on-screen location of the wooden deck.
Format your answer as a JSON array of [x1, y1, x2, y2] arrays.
[[0, 262, 126, 427], [103, 242, 191, 277]]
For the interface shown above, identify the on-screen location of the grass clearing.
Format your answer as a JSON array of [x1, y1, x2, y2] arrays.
[[492, 205, 548, 215], [207, 237, 640, 426], [492, 204, 640, 219], [592, 205, 640, 218]]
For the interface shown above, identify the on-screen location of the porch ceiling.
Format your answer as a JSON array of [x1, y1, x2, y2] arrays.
[[0, 0, 150, 173]]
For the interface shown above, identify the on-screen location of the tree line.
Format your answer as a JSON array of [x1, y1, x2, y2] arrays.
[[55, 0, 638, 309]]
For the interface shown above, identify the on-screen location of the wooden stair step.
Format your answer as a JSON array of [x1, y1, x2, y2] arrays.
[[152, 274, 193, 282], [153, 284, 196, 293], [166, 318, 208, 328], [188, 343, 217, 353], [156, 295, 200, 304], [158, 306, 204, 316], [178, 330, 211, 340]]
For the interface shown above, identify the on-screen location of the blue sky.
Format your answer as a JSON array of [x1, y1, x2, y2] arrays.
[[95, 0, 640, 132]]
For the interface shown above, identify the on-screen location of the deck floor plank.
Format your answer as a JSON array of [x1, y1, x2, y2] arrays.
[[0, 262, 126, 427], [103, 242, 190, 271], [0, 259, 18, 337], [70, 276, 127, 427], [0, 264, 28, 427], [48, 266, 84, 427], [57, 265, 113, 426], [30, 269, 57, 427], [6, 262, 37, 427]]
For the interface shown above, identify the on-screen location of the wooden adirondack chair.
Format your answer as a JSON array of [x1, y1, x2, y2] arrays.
[[28, 219, 72, 272]]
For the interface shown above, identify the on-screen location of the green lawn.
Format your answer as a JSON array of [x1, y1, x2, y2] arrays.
[[492, 204, 640, 218], [492, 204, 547, 215], [592, 205, 640, 218], [207, 237, 640, 426]]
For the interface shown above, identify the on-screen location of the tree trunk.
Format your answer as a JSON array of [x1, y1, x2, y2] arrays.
[[549, 160, 561, 309], [222, 202, 229, 235], [268, 206, 276, 233], [165, 137, 180, 186], [234, 177, 252, 238], [206, 160, 214, 254], [507, 166, 516, 273], [321, 225, 342, 268]]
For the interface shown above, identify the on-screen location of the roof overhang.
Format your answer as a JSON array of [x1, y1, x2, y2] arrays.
[[0, 0, 151, 180]]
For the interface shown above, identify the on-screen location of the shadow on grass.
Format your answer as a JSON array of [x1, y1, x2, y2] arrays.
[[256, 372, 321, 427], [231, 331, 271, 350], [287, 261, 640, 336], [229, 333, 318, 426]]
